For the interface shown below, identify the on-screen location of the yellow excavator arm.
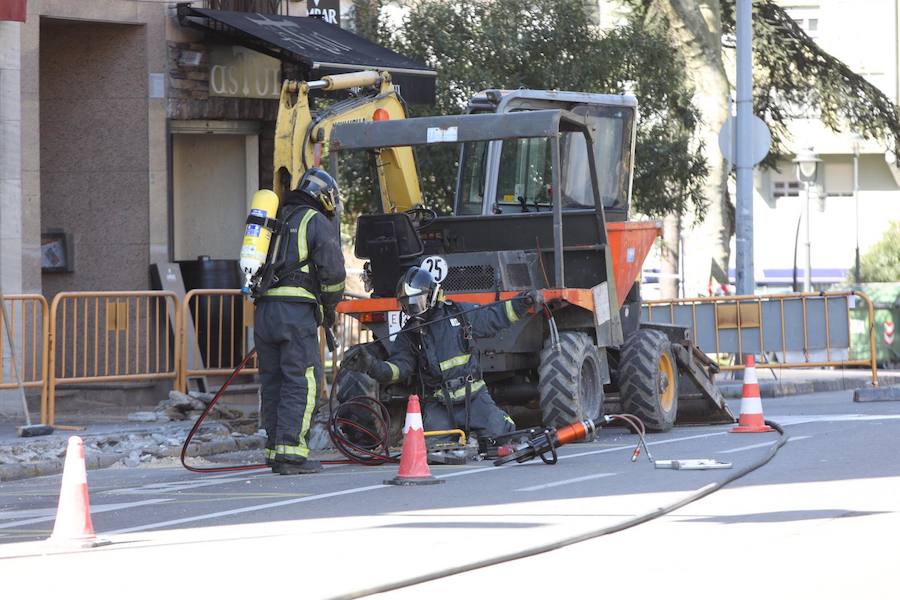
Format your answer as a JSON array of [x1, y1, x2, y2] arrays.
[[272, 70, 422, 213]]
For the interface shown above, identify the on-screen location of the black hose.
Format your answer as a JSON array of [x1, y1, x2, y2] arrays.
[[326, 420, 789, 600]]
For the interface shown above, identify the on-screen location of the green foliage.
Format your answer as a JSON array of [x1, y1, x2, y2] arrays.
[[340, 0, 707, 220], [854, 221, 900, 283]]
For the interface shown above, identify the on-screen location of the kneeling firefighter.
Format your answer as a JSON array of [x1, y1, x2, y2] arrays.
[[253, 168, 346, 475], [343, 266, 543, 440]]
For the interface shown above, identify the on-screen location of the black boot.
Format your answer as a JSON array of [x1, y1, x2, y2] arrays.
[[273, 458, 323, 475]]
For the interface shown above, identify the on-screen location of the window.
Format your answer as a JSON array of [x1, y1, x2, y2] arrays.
[[773, 181, 801, 198], [785, 6, 820, 39], [494, 137, 553, 213], [458, 141, 489, 215], [825, 162, 854, 197], [454, 106, 633, 215]]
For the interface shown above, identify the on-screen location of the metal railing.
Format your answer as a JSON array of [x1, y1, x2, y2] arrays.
[[329, 295, 374, 380], [177, 290, 373, 391], [178, 289, 258, 391], [0, 294, 49, 415], [47, 292, 181, 427], [643, 291, 879, 385], [16, 287, 879, 428]]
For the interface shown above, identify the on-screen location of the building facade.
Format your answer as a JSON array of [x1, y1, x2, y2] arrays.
[[0, 0, 424, 301], [754, 0, 900, 289]]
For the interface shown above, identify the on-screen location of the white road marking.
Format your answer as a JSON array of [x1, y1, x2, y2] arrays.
[[101, 431, 731, 535], [105, 485, 388, 535], [102, 468, 270, 496], [111, 478, 263, 495], [770, 414, 900, 426], [718, 435, 811, 454], [0, 498, 172, 530], [516, 473, 618, 492]]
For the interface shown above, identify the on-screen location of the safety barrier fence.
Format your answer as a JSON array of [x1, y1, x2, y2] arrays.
[[46, 292, 181, 427], [642, 291, 879, 385], [0, 294, 50, 413], [5, 289, 879, 427], [176, 289, 373, 391], [178, 289, 257, 391]]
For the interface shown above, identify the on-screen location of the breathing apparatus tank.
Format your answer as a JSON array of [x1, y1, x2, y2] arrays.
[[239, 189, 280, 294]]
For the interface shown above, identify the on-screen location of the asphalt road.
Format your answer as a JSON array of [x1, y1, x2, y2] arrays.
[[1, 390, 898, 599]]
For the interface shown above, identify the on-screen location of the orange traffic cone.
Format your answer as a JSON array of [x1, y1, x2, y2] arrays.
[[48, 436, 110, 548], [730, 356, 774, 433], [384, 395, 444, 486]]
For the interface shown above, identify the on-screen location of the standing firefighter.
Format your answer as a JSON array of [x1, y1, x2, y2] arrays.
[[344, 266, 543, 439], [254, 168, 346, 475]]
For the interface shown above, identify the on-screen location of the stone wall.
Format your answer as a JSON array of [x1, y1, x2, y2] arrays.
[[39, 20, 150, 296]]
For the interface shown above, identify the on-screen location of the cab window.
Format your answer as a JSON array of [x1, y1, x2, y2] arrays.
[[458, 141, 488, 215]]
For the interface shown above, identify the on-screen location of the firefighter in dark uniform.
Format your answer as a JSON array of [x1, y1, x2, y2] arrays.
[[255, 168, 345, 475], [343, 267, 543, 439]]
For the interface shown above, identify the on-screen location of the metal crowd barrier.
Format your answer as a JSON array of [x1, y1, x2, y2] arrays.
[[329, 296, 374, 379], [0, 294, 50, 417], [8, 288, 880, 428], [642, 291, 879, 385], [47, 291, 180, 427], [177, 290, 373, 392], [178, 289, 257, 391]]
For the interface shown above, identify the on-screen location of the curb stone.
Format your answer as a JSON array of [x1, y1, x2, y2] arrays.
[[718, 375, 900, 399], [853, 385, 900, 403], [0, 433, 265, 483]]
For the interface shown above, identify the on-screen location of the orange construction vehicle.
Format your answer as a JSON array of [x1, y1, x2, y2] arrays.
[[330, 89, 732, 437]]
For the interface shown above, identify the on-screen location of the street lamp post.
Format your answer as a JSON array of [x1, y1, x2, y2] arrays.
[[852, 137, 861, 283], [794, 148, 821, 292]]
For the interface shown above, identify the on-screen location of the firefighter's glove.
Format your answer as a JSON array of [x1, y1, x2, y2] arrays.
[[520, 289, 545, 309], [323, 305, 337, 330], [342, 345, 376, 374]]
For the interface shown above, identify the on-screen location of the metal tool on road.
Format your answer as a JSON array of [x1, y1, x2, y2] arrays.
[[493, 413, 653, 466], [654, 459, 732, 470]]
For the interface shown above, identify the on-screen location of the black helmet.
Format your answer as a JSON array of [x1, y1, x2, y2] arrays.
[[396, 267, 440, 317], [297, 167, 340, 216]]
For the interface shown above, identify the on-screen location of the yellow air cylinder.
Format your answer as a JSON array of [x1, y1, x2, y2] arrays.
[[240, 189, 280, 294]]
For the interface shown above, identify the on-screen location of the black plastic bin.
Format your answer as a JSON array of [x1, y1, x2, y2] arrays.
[[178, 257, 244, 368]]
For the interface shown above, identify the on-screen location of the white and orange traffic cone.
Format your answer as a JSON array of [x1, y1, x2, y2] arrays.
[[48, 436, 110, 548], [730, 356, 774, 433], [384, 395, 444, 486]]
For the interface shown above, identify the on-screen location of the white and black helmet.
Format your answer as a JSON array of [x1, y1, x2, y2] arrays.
[[396, 267, 440, 317]]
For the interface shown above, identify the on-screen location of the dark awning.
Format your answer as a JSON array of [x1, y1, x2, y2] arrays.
[[177, 6, 436, 104]]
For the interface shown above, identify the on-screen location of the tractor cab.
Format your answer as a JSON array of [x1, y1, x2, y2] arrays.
[[454, 90, 636, 222]]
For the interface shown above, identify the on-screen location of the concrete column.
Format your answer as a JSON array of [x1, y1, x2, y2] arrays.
[[0, 21, 24, 417], [0, 22, 23, 295]]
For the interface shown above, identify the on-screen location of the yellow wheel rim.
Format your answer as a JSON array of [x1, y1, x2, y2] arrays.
[[658, 352, 676, 412]]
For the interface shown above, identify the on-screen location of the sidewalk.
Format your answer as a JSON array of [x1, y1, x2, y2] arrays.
[[0, 391, 265, 483], [715, 367, 900, 399]]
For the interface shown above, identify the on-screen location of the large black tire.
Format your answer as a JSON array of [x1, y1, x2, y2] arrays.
[[619, 329, 678, 432], [538, 331, 604, 430]]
